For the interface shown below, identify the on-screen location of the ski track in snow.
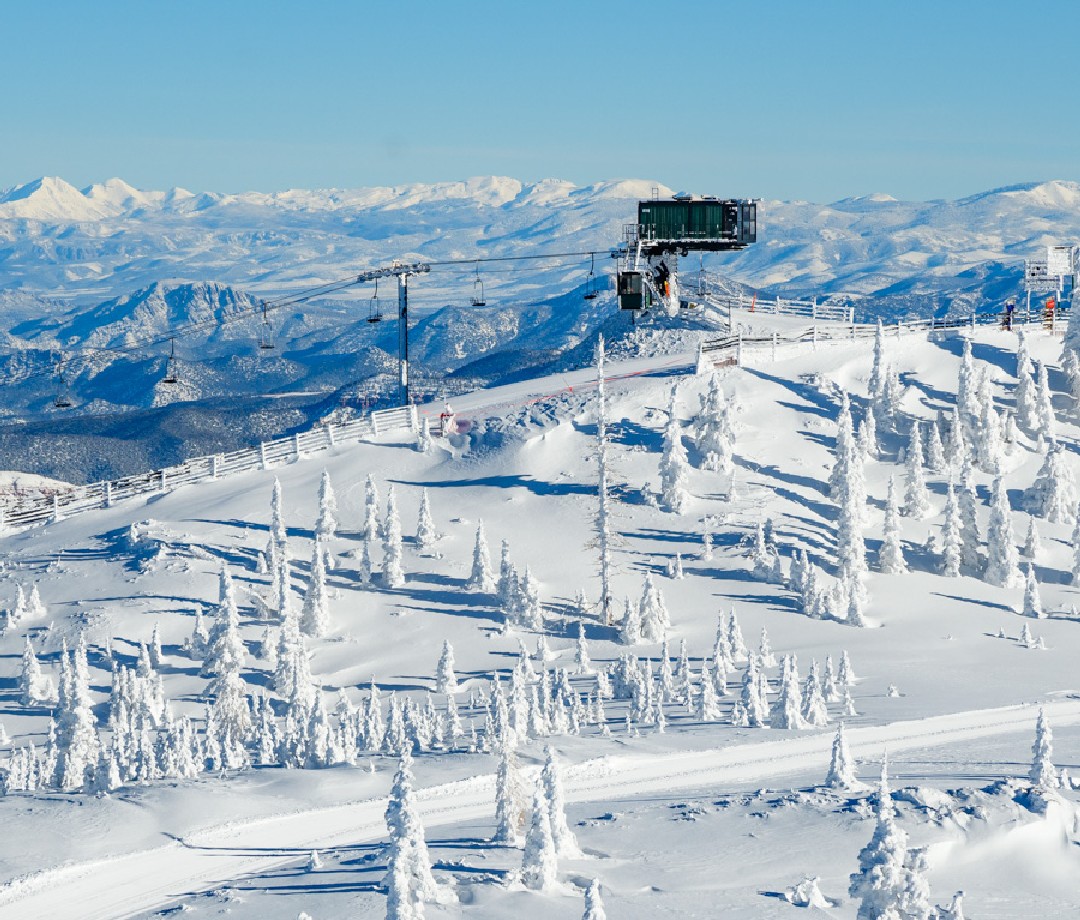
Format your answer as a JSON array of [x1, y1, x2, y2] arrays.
[[2, 699, 1075, 920]]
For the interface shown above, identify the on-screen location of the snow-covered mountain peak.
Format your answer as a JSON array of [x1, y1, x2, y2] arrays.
[[0, 175, 101, 220]]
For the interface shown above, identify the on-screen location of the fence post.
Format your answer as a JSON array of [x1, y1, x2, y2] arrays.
[[293, 433, 302, 460], [970, 311, 976, 331], [260, 442, 269, 469], [326, 424, 336, 447], [104, 481, 112, 508], [0, 506, 5, 530], [736, 329, 743, 367], [371, 412, 380, 437], [772, 330, 777, 362], [161, 470, 167, 492], [211, 455, 220, 480], [52, 494, 60, 521], [812, 299, 817, 320]]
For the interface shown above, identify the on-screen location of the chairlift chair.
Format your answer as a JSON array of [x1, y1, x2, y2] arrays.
[[367, 279, 384, 323], [583, 253, 599, 301], [53, 368, 73, 409], [470, 265, 486, 307], [162, 338, 179, 384], [258, 301, 275, 350]]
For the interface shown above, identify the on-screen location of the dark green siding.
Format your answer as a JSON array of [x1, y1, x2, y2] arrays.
[[639, 200, 730, 240]]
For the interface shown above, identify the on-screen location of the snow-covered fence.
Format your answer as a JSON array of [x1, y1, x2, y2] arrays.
[[692, 273, 854, 322], [701, 308, 1070, 370], [0, 404, 418, 532]]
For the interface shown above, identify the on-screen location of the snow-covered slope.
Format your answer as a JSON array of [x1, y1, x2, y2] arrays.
[[1, 322, 1079, 919]]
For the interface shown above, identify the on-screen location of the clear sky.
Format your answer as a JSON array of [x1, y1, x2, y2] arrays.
[[2, 0, 1076, 202]]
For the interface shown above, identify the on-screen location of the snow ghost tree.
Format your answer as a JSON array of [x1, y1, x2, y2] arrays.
[[825, 722, 858, 789], [466, 519, 496, 593], [384, 750, 438, 908], [658, 386, 691, 514], [315, 469, 337, 570], [300, 540, 330, 638], [542, 747, 581, 857], [941, 480, 962, 578], [902, 423, 931, 519], [1034, 361, 1057, 442], [984, 476, 1021, 589], [1025, 442, 1077, 524], [582, 879, 607, 920], [363, 475, 381, 545], [1030, 708, 1059, 791], [435, 640, 458, 695], [415, 489, 438, 550], [594, 335, 615, 623], [383, 487, 405, 588], [520, 784, 558, 890], [638, 573, 670, 643], [1022, 565, 1043, 619], [878, 476, 907, 574], [695, 373, 735, 474]]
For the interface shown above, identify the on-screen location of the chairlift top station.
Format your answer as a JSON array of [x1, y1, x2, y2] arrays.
[[617, 194, 758, 313]]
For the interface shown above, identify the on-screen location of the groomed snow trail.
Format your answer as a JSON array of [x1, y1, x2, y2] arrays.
[[3, 699, 1075, 920]]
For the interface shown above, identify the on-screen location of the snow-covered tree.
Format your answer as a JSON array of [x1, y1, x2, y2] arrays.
[[740, 654, 768, 728], [771, 655, 807, 730], [53, 647, 99, 791], [925, 419, 946, 473], [1023, 515, 1042, 561], [363, 475, 381, 546], [941, 480, 962, 577], [300, 540, 330, 638], [202, 566, 246, 693], [1025, 442, 1077, 524], [1034, 360, 1057, 441], [435, 640, 458, 695], [1015, 332, 1038, 433], [868, 320, 886, 403], [848, 761, 932, 920], [467, 519, 496, 592], [658, 387, 691, 514], [695, 373, 735, 474], [315, 469, 337, 570], [825, 722, 858, 789], [383, 486, 405, 588], [542, 746, 581, 857], [520, 784, 557, 890], [620, 596, 641, 645], [415, 489, 438, 550], [902, 423, 931, 519], [384, 750, 437, 910], [20, 637, 44, 706], [829, 392, 858, 500], [1022, 565, 1043, 619], [1030, 708, 1059, 791], [575, 621, 593, 675], [957, 457, 981, 572], [985, 476, 1021, 588], [878, 476, 907, 574], [582, 878, 607, 920], [638, 573, 670, 643]]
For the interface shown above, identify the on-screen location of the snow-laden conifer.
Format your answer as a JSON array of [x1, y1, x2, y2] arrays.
[[383, 486, 405, 588], [435, 640, 458, 695], [1025, 442, 1077, 523], [542, 746, 580, 857], [658, 386, 691, 514], [877, 476, 906, 574], [740, 654, 768, 727], [415, 489, 438, 550], [54, 647, 98, 791], [202, 566, 246, 693], [520, 783, 558, 890], [20, 638, 44, 706], [868, 320, 886, 402], [802, 660, 829, 728], [941, 480, 962, 577], [957, 457, 981, 571], [384, 750, 438, 906], [771, 655, 807, 729], [1034, 360, 1057, 441], [902, 423, 932, 518], [620, 596, 641, 645], [493, 737, 527, 844], [825, 722, 858, 789], [575, 621, 592, 675], [695, 373, 735, 474], [926, 419, 946, 473], [1021, 564, 1043, 619], [638, 573, 669, 643], [1030, 708, 1059, 790], [985, 476, 1021, 588], [1022, 515, 1041, 561], [465, 519, 495, 592], [593, 336, 617, 622], [315, 469, 337, 569], [1015, 334, 1039, 433], [582, 878, 607, 920], [363, 475, 381, 546], [829, 391, 857, 500], [300, 539, 330, 638]]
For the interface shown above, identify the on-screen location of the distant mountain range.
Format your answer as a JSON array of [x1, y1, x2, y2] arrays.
[[0, 174, 1076, 482]]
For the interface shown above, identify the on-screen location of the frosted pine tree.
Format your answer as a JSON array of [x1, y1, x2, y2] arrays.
[[877, 476, 907, 574], [802, 660, 829, 728], [315, 469, 337, 570], [926, 419, 946, 473], [542, 746, 581, 857], [836, 456, 868, 581], [54, 648, 98, 791], [1071, 511, 1080, 586], [1015, 333, 1038, 433], [384, 750, 438, 905], [829, 392, 858, 500], [825, 722, 858, 789], [740, 654, 768, 728], [466, 519, 495, 592], [435, 640, 458, 695], [658, 386, 691, 514], [415, 489, 438, 550], [973, 372, 1005, 474], [1022, 515, 1042, 560], [868, 320, 886, 403], [638, 574, 670, 643], [520, 785, 558, 890], [1025, 442, 1077, 523], [202, 566, 246, 693], [902, 423, 931, 518], [957, 338, 978, 429], [20, 637, 44, 705], [696, 373, 735, 474], [957, 457, 981, 572], [575, 621, 593, 674], [383, 487, 405, 588], [984, 476, 1021, 588], [941, 480, 963, 577], [493, 738, 527, 844], [771, 655, 807, 729], [363, 475, 381, 545], [26, 584, 45, 620], [267, 478, 288, 600], [300, 540, 330, 638], [582, 879, 607, 920], [620, 596, 642, 645], [1021, 565, 1043, 619], [594, 335, 615, 622], [1030, 708, 1059, 790], [1034, 361, 1057, 441]]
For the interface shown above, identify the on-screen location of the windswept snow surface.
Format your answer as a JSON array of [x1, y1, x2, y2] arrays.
[[3, 328, 1080, 918]]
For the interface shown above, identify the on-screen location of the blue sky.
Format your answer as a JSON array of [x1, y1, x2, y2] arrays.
[[2, 0, 1076, 201]]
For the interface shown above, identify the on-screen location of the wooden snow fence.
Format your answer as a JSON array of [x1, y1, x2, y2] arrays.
[[0, 404, 418, 532]]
